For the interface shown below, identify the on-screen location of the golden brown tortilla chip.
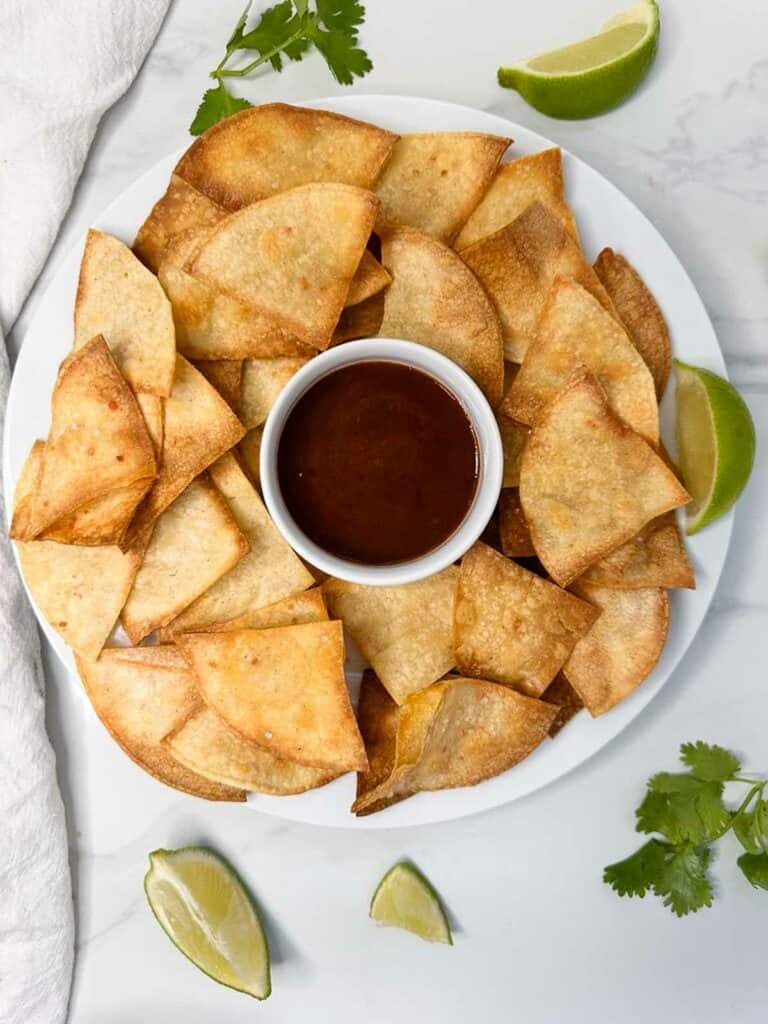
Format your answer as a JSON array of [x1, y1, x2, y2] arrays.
[[502, 276, 659, 445], [193, 359, 243, 409], [460, 202, 615, 362], [498, 415, 528, 487], [74, 230, 176, 396], [164, 706, 337, 795], [189, 184, 379, 350], [564, 583, 669, 715], [454, 542, 598, 697], [11, 337, 156, 541], [347, 250, 391, 306], [40, 478, 153, 547], [323, 567, 458, 705], [127, 355, 245, 540], [239, 357, 309, 429], [122, 476, 249, 643], [156, 454, 312, 636], [203, 587, 328, 634], [237, 427, 262, 487], [352, 672, 404, 816], [594, 248, 671, 399], [76, 647, 244, 801], [375, 132, 510, 242], [174, 103, 397, 210], [178, 621, 367, 772], [379, 227, 504, 406], [133, 174, 227, 273], [498, 488, 535, 557], [332, 293, 385, 345], [136, 392, 165, 456], [542, 672, 584, 736], [579, 512, 695, 589], [455, 148, 579, 249], [519, 372, 690, 587], [9, 441, 45, 539]]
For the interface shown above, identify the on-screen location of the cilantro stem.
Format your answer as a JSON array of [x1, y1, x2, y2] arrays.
[[711, 782, 764, 842], [214, 25, 307, 78]]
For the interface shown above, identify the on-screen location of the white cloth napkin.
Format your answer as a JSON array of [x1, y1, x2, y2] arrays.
[[0, 3, 170, 1022]]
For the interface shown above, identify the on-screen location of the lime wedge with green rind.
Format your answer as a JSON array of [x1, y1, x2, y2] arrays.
[[370, 861, 453, 944], [498, 0, 659, 119], [674, 360, 755, 535], [144, 846, 271, 999]]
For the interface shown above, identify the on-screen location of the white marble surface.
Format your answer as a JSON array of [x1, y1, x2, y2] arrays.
[[8, 1, 768, 1020]]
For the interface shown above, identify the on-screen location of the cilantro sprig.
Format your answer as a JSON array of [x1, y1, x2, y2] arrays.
[[190, 1, 373, 135], [604, 742, 768, 916]]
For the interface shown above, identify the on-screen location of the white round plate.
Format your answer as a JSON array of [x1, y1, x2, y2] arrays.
[[3, 96, 732, 829]]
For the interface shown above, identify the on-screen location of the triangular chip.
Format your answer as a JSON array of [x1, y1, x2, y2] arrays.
[[323, 567, 458, 704], [237, 426, 262, 487], [11, 337, 156, 541], [133, 174, 227, 272], [378, 227, 504, 406], [177, 621, 367, 772], [40, 478, 154, 547], [156, 454, 312, 636], [164, 706, 337, 795], [346, 250, 391, 306], [332, 293, 385, 346], [498, 488, 535, 557], [502, 277, 659, 445], [74, 230, 176, 396], [189, 184, 379, 349], [75, 647, 243, 801], [121, 476, 248, 643], [579, 512, 695, 589], [519, 373, 690, 586], [542, 672, 584, 736], [498, 414, 528, 487], [239, 357, 309, 429], [127, 355, 245, 539], [352, 672, 404, 816], [460, 202, 616, 362], [205, 587, 328, 633], [454, 543, 599, 696], [594, 248, 671, 398], [136, 392, 164, 455], [564, 583, 669, 715], [375, 132, 510, 242], [193, 359, 242, 409], [174, 103, 397, 210], [455, 148, 579, 249]]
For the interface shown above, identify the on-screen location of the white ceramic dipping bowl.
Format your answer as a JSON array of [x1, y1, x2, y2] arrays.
[[260, 338, 503, 586]]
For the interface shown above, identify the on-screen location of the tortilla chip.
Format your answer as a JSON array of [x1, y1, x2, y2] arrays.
[[454, 542, 599, 696], [378, 227, 504, 405], [9, 441, 45, 539], [347, 250, 391, 306], [498, 488, 535, 557], [127, 355, 245, 540], [594, 248, 671, 399], [136, 392, 165, 455], [156, 454, 312, 636], [40, 478, 154, 547], [564, 583, 669, 715], [502, 276, 659, 445], [11, 337, 156, 541], [542, 672, 584, 736], [237, 427, 262, 487], [189, 184, 379, 350], [76, 647, 244, 801], [460, 202, 616, 362], [579, 511, 695, 589], [164, 706, 337, 795], [205, 587, 328, 632], [455, 148, 579, 249], [121, 476, 249, 643], [133, 174, 227, 273], [498, 415, 528, 487], [332, 293, 384, 345], [375, 132, 510, 242], [519, 372, 690, 587], [193, 359, 242, 409], [177, 621, 367, 772], [74, 230, 175, 396], [352, 672, 404, 816], [323, 567, 458, 704], [354, 677, 557, 813], [239, 357, 309, 429], [175, 103, 397, 210]]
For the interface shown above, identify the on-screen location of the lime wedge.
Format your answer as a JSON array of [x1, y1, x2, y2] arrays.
[[144, 847, 271, 999], [370, 861, 453, 944], [674, 360, 755, 535], [498, 0, 659, 119]]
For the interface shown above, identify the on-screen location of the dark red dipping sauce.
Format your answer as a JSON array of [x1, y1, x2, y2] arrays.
[[277, 360, 479, 565]]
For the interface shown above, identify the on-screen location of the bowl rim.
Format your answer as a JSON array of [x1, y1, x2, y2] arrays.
[[259, 337, 504, 586]]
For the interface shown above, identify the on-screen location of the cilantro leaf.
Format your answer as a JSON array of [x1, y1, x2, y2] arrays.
[[316, 0, 366, 32], [189, 82, 252, 136], [637, 776, 729, 844], [239, 1, 310, 70], [307, 20, 372, 84], [737, 852, 768, 891], [653, 845, 714, 917], [603, 839, 669, 898], [680, 741, 741, 781], [227, 0, 254, 50]]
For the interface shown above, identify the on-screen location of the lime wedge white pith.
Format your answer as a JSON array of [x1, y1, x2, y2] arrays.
[[370, 861, 453, 944], [674, 360, 755, 535], [498, 1, 659, 119], [144, 847, 271, 999]]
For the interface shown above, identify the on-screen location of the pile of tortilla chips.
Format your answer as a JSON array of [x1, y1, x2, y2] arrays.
[[9, 103, 694, 815]]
